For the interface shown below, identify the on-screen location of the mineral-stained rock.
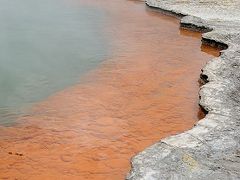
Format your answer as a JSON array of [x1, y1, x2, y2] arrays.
[[127, 0, 240, 179]]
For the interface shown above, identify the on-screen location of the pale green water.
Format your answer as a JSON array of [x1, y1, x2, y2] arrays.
[[0, 0, 109, 125]]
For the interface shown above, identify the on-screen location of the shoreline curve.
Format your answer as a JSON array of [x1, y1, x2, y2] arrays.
[[127, 0, 240, 179]]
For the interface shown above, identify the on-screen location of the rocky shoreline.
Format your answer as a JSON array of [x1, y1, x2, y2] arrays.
[[127, 0, 240, 179]]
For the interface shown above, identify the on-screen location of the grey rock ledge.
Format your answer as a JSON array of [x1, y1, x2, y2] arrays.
[[127, 0, 240, 179]]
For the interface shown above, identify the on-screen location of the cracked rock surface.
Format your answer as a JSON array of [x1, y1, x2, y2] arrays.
[[127, 0, 240, 179]]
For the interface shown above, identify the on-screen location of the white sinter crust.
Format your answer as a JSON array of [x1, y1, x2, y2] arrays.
[[127, 0, 240, 179]]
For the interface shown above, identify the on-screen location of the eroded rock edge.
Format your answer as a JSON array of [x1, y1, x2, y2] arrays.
[[127, 0, 240, 179]]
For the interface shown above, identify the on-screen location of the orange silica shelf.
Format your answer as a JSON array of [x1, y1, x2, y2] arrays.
[[0, 0, 219, 179]]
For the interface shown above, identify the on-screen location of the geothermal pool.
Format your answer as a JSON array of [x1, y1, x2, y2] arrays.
[[0, 0, 218, 179]]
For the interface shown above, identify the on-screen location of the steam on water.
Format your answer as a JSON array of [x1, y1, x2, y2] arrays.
[[0, 0, 108, 125]]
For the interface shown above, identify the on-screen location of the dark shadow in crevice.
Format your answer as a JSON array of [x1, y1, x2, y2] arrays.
[[197, 105, 208, 120]]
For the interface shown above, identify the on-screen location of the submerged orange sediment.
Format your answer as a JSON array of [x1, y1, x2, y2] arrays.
[[0, 0, 219, 179]]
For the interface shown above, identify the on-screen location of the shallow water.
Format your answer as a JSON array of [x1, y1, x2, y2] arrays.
[[0, 0, 219, 179]]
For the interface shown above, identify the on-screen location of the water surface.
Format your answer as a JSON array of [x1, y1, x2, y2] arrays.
[[0, 0, 108, 125], [0, 0, 219, 179]]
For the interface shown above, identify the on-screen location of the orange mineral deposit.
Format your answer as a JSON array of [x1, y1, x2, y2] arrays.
[[0, 0, 219, 179]]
